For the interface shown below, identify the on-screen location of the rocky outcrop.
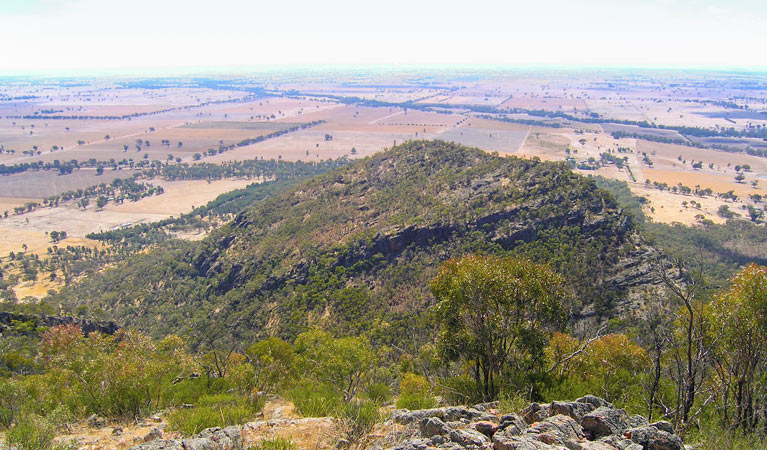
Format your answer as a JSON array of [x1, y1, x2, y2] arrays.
[[131, 418, 334, 450], [374, 396, 685, 450]]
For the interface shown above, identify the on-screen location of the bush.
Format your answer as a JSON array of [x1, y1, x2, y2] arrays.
[[395, 373, 436, 410], [365, 383, 392, 405], [285, 381, 342, 417], [6, 415, 55, 450], [339, 400, 380, 443], [248, 437, 297, 450], [166, 394, 264, 436], [439, 374, 482, 405]]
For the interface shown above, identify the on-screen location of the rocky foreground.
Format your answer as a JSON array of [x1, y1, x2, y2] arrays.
[[132, 395, 685, 450]]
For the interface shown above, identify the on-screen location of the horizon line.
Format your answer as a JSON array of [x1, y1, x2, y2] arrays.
[[3, 63, 767, 79]]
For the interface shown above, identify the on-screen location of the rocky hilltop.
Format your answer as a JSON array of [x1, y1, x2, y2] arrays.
[[55, 141, 673, 344], [130, 395, 685, 450]]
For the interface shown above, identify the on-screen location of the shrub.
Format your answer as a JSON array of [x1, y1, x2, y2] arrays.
[[365, 383, 392, 405], [285, 381, 342, 417], [6, 415, 55, 450], [395, 373, 436, 410], [439, 374, 482, 405], [339, 400, 380, 443], [166, 394, 264, 436]]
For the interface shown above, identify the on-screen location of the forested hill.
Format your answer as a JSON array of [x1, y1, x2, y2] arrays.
[[50, 141, 668, 348]]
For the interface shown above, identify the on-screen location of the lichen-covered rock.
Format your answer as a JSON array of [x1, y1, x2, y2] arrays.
[[475, 420, 499, 437], [550, 401, 596, 422], [394, 406, 496, 426], [449, 428, 489, 446], [527, 414, 585, 447], [420, 417, 451, 437], [625, 424, 684, 450], [520, 403, 551, 424], [575, 396, 613, 410], [581, 407, 628, 439]]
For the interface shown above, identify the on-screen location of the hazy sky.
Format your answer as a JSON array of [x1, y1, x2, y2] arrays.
[[1, 0, 766, 74]]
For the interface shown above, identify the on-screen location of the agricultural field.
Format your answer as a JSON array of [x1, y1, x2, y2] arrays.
[[1, 69, 766, 270]]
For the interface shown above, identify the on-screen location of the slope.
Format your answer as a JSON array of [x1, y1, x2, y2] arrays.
[[50, 141, 666, 347]]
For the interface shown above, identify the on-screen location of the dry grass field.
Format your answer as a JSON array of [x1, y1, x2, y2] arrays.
[[0, 70, 766, 258]]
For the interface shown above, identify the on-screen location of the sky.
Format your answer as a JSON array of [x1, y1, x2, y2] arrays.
[[1, 0, 766, 75]]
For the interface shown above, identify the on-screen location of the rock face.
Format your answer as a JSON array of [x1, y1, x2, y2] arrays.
[[375, 396, 684, 450]]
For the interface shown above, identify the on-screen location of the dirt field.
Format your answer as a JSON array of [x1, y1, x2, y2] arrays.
[[0, 178, 255, 255]]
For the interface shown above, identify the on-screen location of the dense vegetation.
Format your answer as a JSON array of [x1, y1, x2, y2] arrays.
[[48, 141, 646, 348], [0, 141, 765, 448]]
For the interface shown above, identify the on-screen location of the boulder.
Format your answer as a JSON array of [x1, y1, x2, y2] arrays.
[[527, 414, 585, 447], [499, 413, 527, 435], [550, 401, 596, 422], [625, 424, 684, 450], [143, 428, 163, 443], [449, 428, 489, 446], [492, 435, 567, 450], [576, 396, 613, 410], [520, 403, 551, 424], [420, 417, 451, 437], [581, 407, 628, 439], [475, 420, 499, 437]]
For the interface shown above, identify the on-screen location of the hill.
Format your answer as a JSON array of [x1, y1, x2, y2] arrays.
[[49, 141, 668, 347]]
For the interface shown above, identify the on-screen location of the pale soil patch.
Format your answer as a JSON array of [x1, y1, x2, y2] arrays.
[[0, 229, 97, 257], [629, 184, 730, 226], [642, 168, 765, 198], [0, 179, 254, 255], [518, 129, 570, 161]]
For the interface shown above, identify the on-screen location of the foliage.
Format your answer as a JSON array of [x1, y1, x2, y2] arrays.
[[431, 254, 567, 400], [395, 373, 437, 410], [166, 393, 264, 436]]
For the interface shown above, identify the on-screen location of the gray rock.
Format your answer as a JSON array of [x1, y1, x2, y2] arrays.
[[475, 420, 499, 437], [472, 401, 500, 412], [581, 407, 628, 439], [449, 428, 488, 446], [648, 421, 675, 435], [180, 438, 219, 450], [575, 396, 613, 410], [112, 426, 124, 436], [520, 403, 551, 424], [499, 413, 527, 435], [491, 435, 565, 450], [86, 414, 107, 428], [626, 425, 684, 450], [395, 406, 496, 426], [143, 428, 163, 443], [131, 440, 183, 450], [598, 435, 637, 450], [550, 401, 595, 422], [420, 417, 451, 437], [626, 415, 649, 429], [526, 414, 585, 446]]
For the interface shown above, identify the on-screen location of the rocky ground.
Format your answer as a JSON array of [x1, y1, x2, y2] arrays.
[[128, 395, 686, 450]]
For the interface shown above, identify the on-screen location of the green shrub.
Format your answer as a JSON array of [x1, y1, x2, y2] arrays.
[[497, 391, 530, 414], [439, 374, 482, 405], [395, 373, 436, 410], [248, 437, 297, 450], [285, 381, 342, 417], [365, 383, 392, 405], [6, 415, 55, 450], [166, 394, 264, 436], [340, 400, 380, 443], [395, 393, 437, 410]]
